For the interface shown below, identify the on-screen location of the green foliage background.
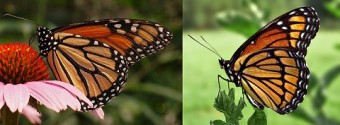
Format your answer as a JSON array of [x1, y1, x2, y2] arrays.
[[0, 0, 182, 125], [184, 0, 340, 125]]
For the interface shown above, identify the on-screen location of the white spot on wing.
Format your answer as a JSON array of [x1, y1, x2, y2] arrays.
[[133, 23, 139, 27], [103, 43, 109, 47], [94, 41, 99, 45], [301, 32, 305, 38], [117, 29, 126, 34], [137, 48, 143, 52], [110, 20, 118, 23], [114, 24, 122, 28], [124, 19, 131, 23], [158, 27, 164, 32], [131, 26, 137, 32]]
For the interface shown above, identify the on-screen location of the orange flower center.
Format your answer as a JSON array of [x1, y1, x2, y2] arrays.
[[0, 43, 49, 84]]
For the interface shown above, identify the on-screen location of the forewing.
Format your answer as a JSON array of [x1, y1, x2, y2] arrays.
[[53, 18, 173, 66], [230, 7, 319, 63]]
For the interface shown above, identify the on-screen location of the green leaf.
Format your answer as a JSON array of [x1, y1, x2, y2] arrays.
[[214, 90, 230, 115], [228, 89, 235, 104], [247, 108, 267, 125], [210, 120, 227, 125], [231, 98, 245, 121], [217, 12, 261, 37], [212, 89, 246, 125]]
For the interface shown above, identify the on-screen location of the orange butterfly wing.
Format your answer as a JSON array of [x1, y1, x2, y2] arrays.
[[221, 7, 319, 114], [38, 18, 172, 110], [230, 7, 319, 60], [53, 19, 172, 65], [235, 48, 309, 114]]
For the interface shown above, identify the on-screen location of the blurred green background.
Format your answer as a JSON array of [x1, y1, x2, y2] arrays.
[[184, 0, 340, 125], [0, 0, 182, 125]]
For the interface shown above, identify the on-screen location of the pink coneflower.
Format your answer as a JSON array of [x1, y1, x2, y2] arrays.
[[0, 43, 94, 124]]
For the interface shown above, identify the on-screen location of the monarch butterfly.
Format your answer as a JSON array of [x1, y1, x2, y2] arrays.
[[35, 18, 172, 111], [220, 7, 319, 114], [192, 7, 319, 114]]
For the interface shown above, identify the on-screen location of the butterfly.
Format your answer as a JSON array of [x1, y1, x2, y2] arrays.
[[35, 18, 172, 111], [217, 7, 319, 114]]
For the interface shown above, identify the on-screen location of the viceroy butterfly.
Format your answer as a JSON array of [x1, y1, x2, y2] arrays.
[[192, 7, 319, 114], [35, 18, 172, 111]]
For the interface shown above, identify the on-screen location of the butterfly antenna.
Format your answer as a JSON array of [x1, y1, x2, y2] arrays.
[[1, 14, 38, 26], [188, 35, 223, 59], [2, 14, 39, 45], [30, 54, 43, 64], [200, 36, 223, 58], [29, 33, 37, 45]]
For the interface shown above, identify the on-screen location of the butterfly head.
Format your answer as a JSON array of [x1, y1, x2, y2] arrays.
[[37, 26, 54, 56], [219, 59, 240, 85], [218, 59, 227, 69]]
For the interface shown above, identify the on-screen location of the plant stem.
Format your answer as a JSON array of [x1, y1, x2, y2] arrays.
[[1, 105, 19, 125]]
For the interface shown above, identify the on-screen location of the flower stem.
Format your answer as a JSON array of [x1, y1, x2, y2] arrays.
[[1, 105, 19, 125]]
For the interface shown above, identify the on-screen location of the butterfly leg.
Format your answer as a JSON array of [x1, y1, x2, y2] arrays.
[[241, 89, 247, 107], [217, 74, 231, 94], [31, 54, 42, 64]]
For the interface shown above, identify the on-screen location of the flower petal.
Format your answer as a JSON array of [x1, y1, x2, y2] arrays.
[[26, 81, 92, 112], [3, 84, 30, 112], [27, 82, 66, 112], [91, 108, 105, 119], [42, 80, 93, 107], [21, 105, 42, 124], [0, 82, 5, 109]]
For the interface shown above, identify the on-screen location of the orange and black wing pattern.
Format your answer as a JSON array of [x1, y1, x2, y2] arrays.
[[220, 7, 319, 114], [230, 7, 319, 62], [235, 48, 309, 114], [36, 18, 172, 111]]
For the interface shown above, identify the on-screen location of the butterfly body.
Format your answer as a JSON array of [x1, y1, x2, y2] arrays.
[[36, 18, 172, 111], [220, 7, 319, 114]]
